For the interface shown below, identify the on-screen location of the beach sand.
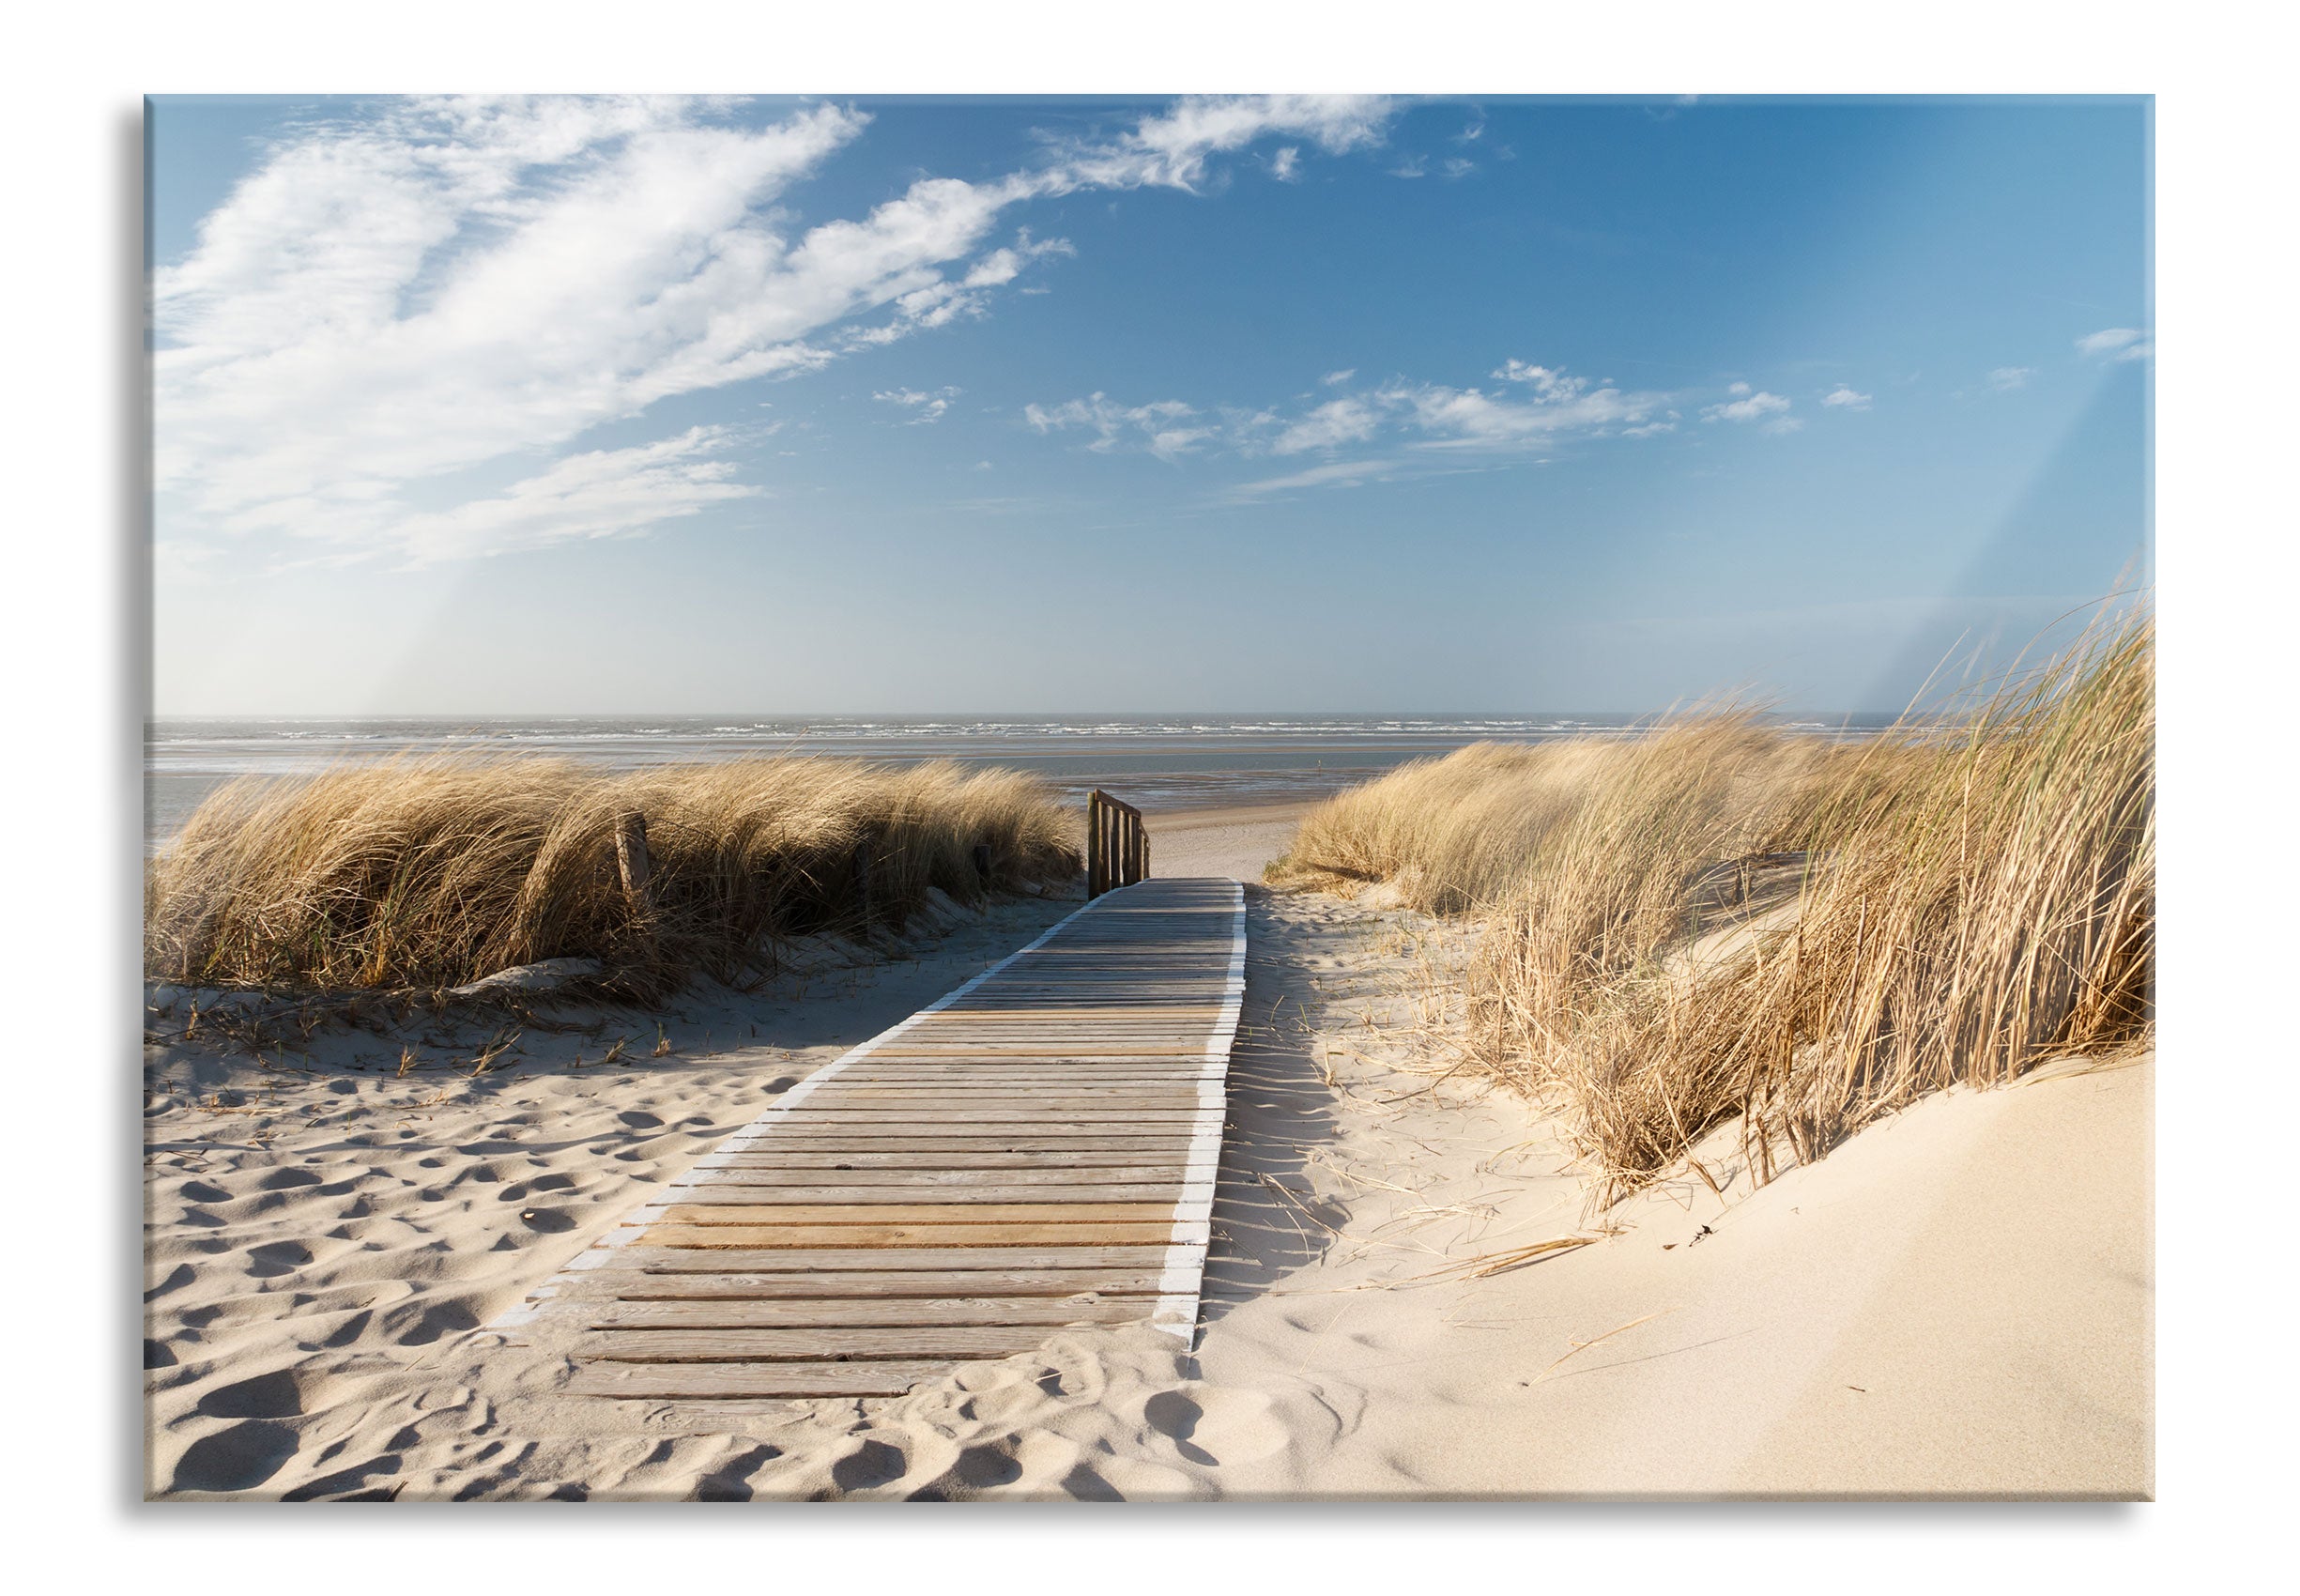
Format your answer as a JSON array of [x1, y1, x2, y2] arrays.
[[1142, 800, 1316, 882], [143, 803, 2149, 1499]]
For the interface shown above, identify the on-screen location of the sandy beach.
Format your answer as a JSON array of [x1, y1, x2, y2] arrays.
[[143, 800, 2148, 1499]]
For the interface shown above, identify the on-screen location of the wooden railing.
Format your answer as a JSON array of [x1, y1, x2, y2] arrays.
[[1086, 789, 1148, 898]]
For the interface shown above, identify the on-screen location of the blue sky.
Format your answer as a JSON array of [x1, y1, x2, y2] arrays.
[[148, 94, 2150, 715]]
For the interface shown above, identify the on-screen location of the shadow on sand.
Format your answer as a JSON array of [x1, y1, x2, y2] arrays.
[[1197, 885, 1346, 1330]]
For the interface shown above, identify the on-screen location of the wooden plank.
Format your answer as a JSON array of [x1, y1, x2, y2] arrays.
[[655, 1201, 1177, 1225], [569, 1362, 950, 1400], [571, 1268, 1167, 1299], [674, 1183, 1185, 1204], [695, 1151, 1190, 1170], [728, 1137, 1199, 1152], [606, 1245, 1181, 1271], [587, 1297, 1151, 1329], [636, 1221, 1182, 1249], [581, 1326, 1083, 1362], [795, 1096, 1205, 1109], [763, 1108, 1214, 1117], [681, 1166, 1187, 1187], [753, 1119, 1203, 1133]]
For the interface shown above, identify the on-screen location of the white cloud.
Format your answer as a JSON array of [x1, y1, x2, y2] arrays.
[[1389, 155, 1429, 179], [1322, 368, 1356, 387], [1023, 393, 1214, 461], [1049, 95, 1396, 193], [2077, 327, 2153, 361], [1821, 384, 1873, 409], [874, 386, 960, 423], [1389, 373, 1668, 448], [1701, 389, 1793, 423], [1032, 360, 1675, 467], [159, 99, 875, 554], [1220, 458, 1401, 501], [1268, 146, 1301, 182], [1987, 366, 2036, 391], [156, 93, 1399, 565], [386, 427, 758, 566], [1441, 157, 1477, 179], [1269, 397, 1382, 454], [1493, 361, 1588, 401]]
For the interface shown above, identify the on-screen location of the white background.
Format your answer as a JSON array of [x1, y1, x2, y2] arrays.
[[2, 1, 2283, 1583]]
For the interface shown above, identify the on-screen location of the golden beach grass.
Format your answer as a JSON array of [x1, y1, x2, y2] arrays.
[[146, 756, 1081, 996], [1272, 607, 2154, 1200]]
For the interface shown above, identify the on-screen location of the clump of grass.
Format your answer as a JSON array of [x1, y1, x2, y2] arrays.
[[1268, 714, 1839, 920], [1275, 607, 2154, 1203], [146, 755, 1081, 997]]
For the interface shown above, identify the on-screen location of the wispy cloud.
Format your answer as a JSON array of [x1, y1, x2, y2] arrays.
[[1321, 368, 1356, 387], [1386, 370, 1672, 449], [874, 386, 960, 423], [156, 93, 1403, 564], [1987, 366, 2036, 391], [2077, 327, 2153, 361], [1031, 358, 1678, 473], [1821, 384, 1873, 410], [1049, 95, 1396, 192], [1701, 383, 1794, 425], [1023, 393, 1214, 461], [1219, 458, 1402, 501], [378, 427, 758, 567], [1267, 397, 1383, 454]]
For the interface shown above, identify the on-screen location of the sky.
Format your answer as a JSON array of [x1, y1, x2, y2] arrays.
[[147, 93, 2151, 717]]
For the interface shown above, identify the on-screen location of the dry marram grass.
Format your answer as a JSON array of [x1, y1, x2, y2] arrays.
[[1272, 609, 2154, 1201], [146, 756, 1081, 996]]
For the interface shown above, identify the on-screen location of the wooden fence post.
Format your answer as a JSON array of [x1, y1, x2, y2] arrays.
[[1087, 791, 1103, 898], [614, 812, 653, 917], [1086, 789, 1149, 897]]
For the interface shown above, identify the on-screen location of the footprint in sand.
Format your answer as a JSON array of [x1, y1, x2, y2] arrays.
[[168, 1420, 300, 1494], [1143, 1384, 1293, 1467], [196, 1367, 306, 1420], [828, 1438, 909, 1493]]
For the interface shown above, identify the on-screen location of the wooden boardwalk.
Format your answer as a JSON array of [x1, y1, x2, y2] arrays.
[[496, 878, 1246, 1406]]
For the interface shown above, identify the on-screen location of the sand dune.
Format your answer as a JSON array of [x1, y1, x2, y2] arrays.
[[144, 806, 2146, 1499]]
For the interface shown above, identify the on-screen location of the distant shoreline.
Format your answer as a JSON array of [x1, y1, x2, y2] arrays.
[[144, 714, 1899, 853]]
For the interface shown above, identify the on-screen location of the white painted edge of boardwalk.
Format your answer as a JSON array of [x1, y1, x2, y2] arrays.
[[1150, 882, 1246, 1350], [489, 881, 1246, 1343]]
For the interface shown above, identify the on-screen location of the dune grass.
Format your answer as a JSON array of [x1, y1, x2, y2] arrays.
[[146, 756, 1082, 997], [1271, 608, 2154, 1200]]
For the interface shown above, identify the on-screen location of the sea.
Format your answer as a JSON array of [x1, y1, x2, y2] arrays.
[[145, 713, 1898, 852]]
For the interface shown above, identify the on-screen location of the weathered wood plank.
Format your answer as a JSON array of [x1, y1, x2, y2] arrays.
[[655, 1201, 1177, 1225], [581, 1325, 1083, 1361], [682, 1166, 1187, 1187], [604, 1245, 1183, 1271], [728, 1137, 1199, 1152], [674, 1183, 1185, 1204], [569, 1268, 1167, 1299], [587, 1297, 1151, 1329], [694, 1151, 1190, 1170], [569, 1361, 951, 1400], [636, 1220, 1182, 1249]]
